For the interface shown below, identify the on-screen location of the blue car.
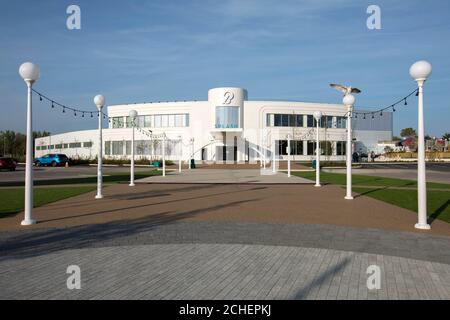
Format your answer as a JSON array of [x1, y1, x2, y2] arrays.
[[34, 154, 69, 167]]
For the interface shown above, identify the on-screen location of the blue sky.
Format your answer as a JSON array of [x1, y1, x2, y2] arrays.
[[1, 0, 449, 136]]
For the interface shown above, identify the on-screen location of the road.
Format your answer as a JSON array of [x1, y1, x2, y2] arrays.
[[0, 164, 157, 183], [325, 162, 450, 184]]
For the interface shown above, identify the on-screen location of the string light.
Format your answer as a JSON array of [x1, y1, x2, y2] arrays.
[[32, 89, 103, 120], [350, 88, 418, 120]]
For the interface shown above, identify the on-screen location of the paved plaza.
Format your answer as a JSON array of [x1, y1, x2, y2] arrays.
[[1, 169, 450, 300], [139, 168, 312, 184]]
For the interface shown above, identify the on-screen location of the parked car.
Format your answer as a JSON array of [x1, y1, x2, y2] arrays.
[[34, 154, 69, 167], [0, 157, 17, 171]]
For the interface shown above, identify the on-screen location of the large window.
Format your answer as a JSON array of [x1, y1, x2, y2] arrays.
[[69, 142, 81, 148], [336, 141, 346, 155], [112, 117, 124, 128], [216, 106, 239, 129], [336, 117, 347, 129], [276, 140, 303, 155], [112, 141, 124, 155], [323, 116, 333, 129], [267, 114, 303, 127], [307, 115, 314, 128]]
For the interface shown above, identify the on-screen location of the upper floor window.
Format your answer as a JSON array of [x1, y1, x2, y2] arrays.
[[266, 114, 303, 127], [112, 117, 124, 128], [336, 117, 347, 129], [216, 106, 239, 129]]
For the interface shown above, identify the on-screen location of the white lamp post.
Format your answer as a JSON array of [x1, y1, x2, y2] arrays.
[[178, 135, 182, 173], [343, 94, 355, 200], [287, 134, 291, 177], [94, 94, 105, 199], [272, 137, 276, 173], [313, 110, 323, 187], [410, 60, 432, 230], [129, 109, 138, 186], [162, 134, 166, 177], [19, 62, 40, 225]]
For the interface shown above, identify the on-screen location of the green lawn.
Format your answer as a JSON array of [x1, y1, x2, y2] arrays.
[[0, 186, 96, 217], [291, 171, 450, 224], [0, 169, 162, 217], [293, 171, 450, 189]]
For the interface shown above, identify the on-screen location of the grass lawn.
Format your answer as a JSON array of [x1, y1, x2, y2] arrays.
[[293, 171, 450, 189], [0, 186, 96, 218], [354, 187, 450, 223], [0, 170, 162, 217], [291, 171, 450, 224]]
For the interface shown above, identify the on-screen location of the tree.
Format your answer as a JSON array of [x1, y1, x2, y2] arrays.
[[392, 136, 401, 141], [384, 146, 393, 153], [443, 132, 450, 140], [400, 127, 417, 137], [0, 130, 50, 161]]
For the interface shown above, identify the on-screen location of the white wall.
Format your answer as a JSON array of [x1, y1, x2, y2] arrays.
[[35, 87, 393, 163]]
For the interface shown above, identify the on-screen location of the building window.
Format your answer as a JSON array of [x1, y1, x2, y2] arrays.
[[216, 106, 239, 129], [276, 140, 304, 155], [69, 142, 81, 148], [55, 144, 63, 149], [267, 114, 303, 127], [112, 117, 124, 128], [104, 141, 111, 155], [307, 115, 314, 128], [63, 144, 68, 149], [307, 141, 315, 155], [83, 142, 93, 148], [112, 141, 124, 155], [320, 141, 333, 155], [336, 117, 347, 129], [144, 115, 152, 127], [336, 141, 346, 155], [324, 116, 333, 129]]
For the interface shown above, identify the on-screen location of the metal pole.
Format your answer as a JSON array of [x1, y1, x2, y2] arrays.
[[415, 80, 430, 229], [95, 109, 103, 199], [315, 121, 321, 187], [272, 138, 276, 173], [345, 105, 353, 199], [287, 136, 291, 177], [162, 135, 166, 177], [22, 81, 36, 225], [129, 124, 135, 186]]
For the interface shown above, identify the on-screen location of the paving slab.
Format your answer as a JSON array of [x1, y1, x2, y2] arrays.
[[138, 169, 311, 184]]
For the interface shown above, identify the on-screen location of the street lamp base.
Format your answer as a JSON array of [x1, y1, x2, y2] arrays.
[[414, 223, 431, 230], [21, 219, 36, 226], [344, 195, 354, 200], [129, 183, 135, 187], [95, 194, 103, 199], [314, 184, 321, 187]]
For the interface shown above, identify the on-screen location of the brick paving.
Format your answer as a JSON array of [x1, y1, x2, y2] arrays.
[[1, 168, 450, 300], [1, 243, 449, 300]]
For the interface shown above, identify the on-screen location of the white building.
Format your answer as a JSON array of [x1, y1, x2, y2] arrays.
[[35, 87, 392, 163]]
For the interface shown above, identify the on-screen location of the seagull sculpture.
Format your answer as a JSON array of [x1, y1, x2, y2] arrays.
[[329, 84, 361, 96]]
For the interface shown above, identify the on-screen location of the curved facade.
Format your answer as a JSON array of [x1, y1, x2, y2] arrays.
[[35, 87, 392, 163]]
